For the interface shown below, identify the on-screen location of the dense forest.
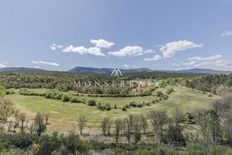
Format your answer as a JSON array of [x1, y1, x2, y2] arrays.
[[0, 71, 202, 93], [184, 74, 232, 95]]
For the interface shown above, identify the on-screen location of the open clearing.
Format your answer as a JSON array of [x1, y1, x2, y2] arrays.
[[6, 86, 219, 132]]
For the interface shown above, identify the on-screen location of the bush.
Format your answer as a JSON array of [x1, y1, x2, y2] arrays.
[[44, 90, 63, 100], [125, 104, 130, 108], [70, 97, 81, 103], [114, 105, 117, 109], [97, 103, 112, 111], [88, 100, 96, 106], [162, 125, 186, 147], [19, 89, 42, 96], [166, 88, 174, 95], [122, 106, 127, 111], [5, 90, 15, 95], [137, 103, 143, 108], [62, 95, 70, 102], [156, 91, 163, 97], [129, 101, 137, 107]]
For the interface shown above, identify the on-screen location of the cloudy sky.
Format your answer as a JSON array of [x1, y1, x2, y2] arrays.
[[0, 0, 232, 71]]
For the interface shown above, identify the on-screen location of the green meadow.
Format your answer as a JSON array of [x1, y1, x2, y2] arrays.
[[5, 86, 219, 132]]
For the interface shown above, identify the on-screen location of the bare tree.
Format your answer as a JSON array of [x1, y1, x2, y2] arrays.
[[44, 112, 50, 125], [114, 118, 122, 144], [133, 115, 142, 144], [101, 117, 110, 136], [173, 108, 184, 127], [147, 110, 169, 143], [29, 123, 35, 135], [19, 113, 26, 133], [124, 118, 131, 144], [211, 94, 232, 143], [140, 115, 148, 134], [223, 109, 232, 142], [194, 108, 209, 142], [128, 115, 134, 133], [78, 115, 87, 135], [107, 120, 112, 136], [0, 124, 4, 132], [7, 121, 13, 132], [0, 99, 14, 121], [34, 112, 46, 136]]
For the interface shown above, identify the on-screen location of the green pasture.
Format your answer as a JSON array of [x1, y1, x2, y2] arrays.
[[6, 86, 219, 130]]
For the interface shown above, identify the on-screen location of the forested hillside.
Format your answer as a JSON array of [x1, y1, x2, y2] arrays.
[[184, 74, 232, 95], [0, 71, 202, 91]]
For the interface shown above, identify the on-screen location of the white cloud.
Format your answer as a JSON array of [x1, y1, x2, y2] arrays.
[[52, 39, 112, 56], [34, 66, 41, 69], [51, 39, 155, 57], [174, 55, 232, 70], [122, 64, 129, 68], [221, 31, 232, 37], [0, 64, 6, 68], [63, 45, 105, 56], [63, 45, 88, 54], [108, 46, 144, 57], [160, 40, 203, 58], [144, 55, 162, 61], [90, 39, 114, 49], [144, 49, 154, 54], [188, 54, 223, 61], [49, 44, 63, 50], [32, 60, 60, 67]]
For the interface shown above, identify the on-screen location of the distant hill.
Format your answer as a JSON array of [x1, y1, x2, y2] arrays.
[[69, 66, 230, 74], [174, 68, 230, 74], [69, 66, 153, 74], [0, 67, 44, 72], [0, 66, 229, 75]]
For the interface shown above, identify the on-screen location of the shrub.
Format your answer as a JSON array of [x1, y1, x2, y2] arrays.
[[97, 103, 112, 111], [44, 90, 63, 100], [122, 106, 127, 111], [70, 97, 81, 103], [62, 95, 70, 102], [81, 98, 87, 104], [5, 90, 15, 95], [19, 89, 41, 96], [134, 131, 141, 144], [137, 103, 143, 108], [166, 88, 174, 95], [88, 100, 96, 106], [162, 125, 186, 147], [114, 105, 117, 109], [129, 101, 137, 107], [156, 91, 163, 97]]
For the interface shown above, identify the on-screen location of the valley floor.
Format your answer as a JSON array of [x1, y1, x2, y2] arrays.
[[6, 86, 219, 134]]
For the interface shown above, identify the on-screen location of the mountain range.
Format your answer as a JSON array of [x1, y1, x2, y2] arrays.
[[69, 66, 231, 74], [0, 66, 230, 74]]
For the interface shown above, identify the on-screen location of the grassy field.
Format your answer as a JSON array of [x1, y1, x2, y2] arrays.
[[6, 86, 219, 133]]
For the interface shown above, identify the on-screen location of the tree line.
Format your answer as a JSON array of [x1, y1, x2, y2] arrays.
[[184, 74, 232, 95], [0, 71, 202, 92]]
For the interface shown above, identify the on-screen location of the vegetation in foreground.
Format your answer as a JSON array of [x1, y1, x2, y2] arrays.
[[0, 71, 232, 154]]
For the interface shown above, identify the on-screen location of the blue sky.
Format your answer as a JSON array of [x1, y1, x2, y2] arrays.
[[0, 0, 232, 71]]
